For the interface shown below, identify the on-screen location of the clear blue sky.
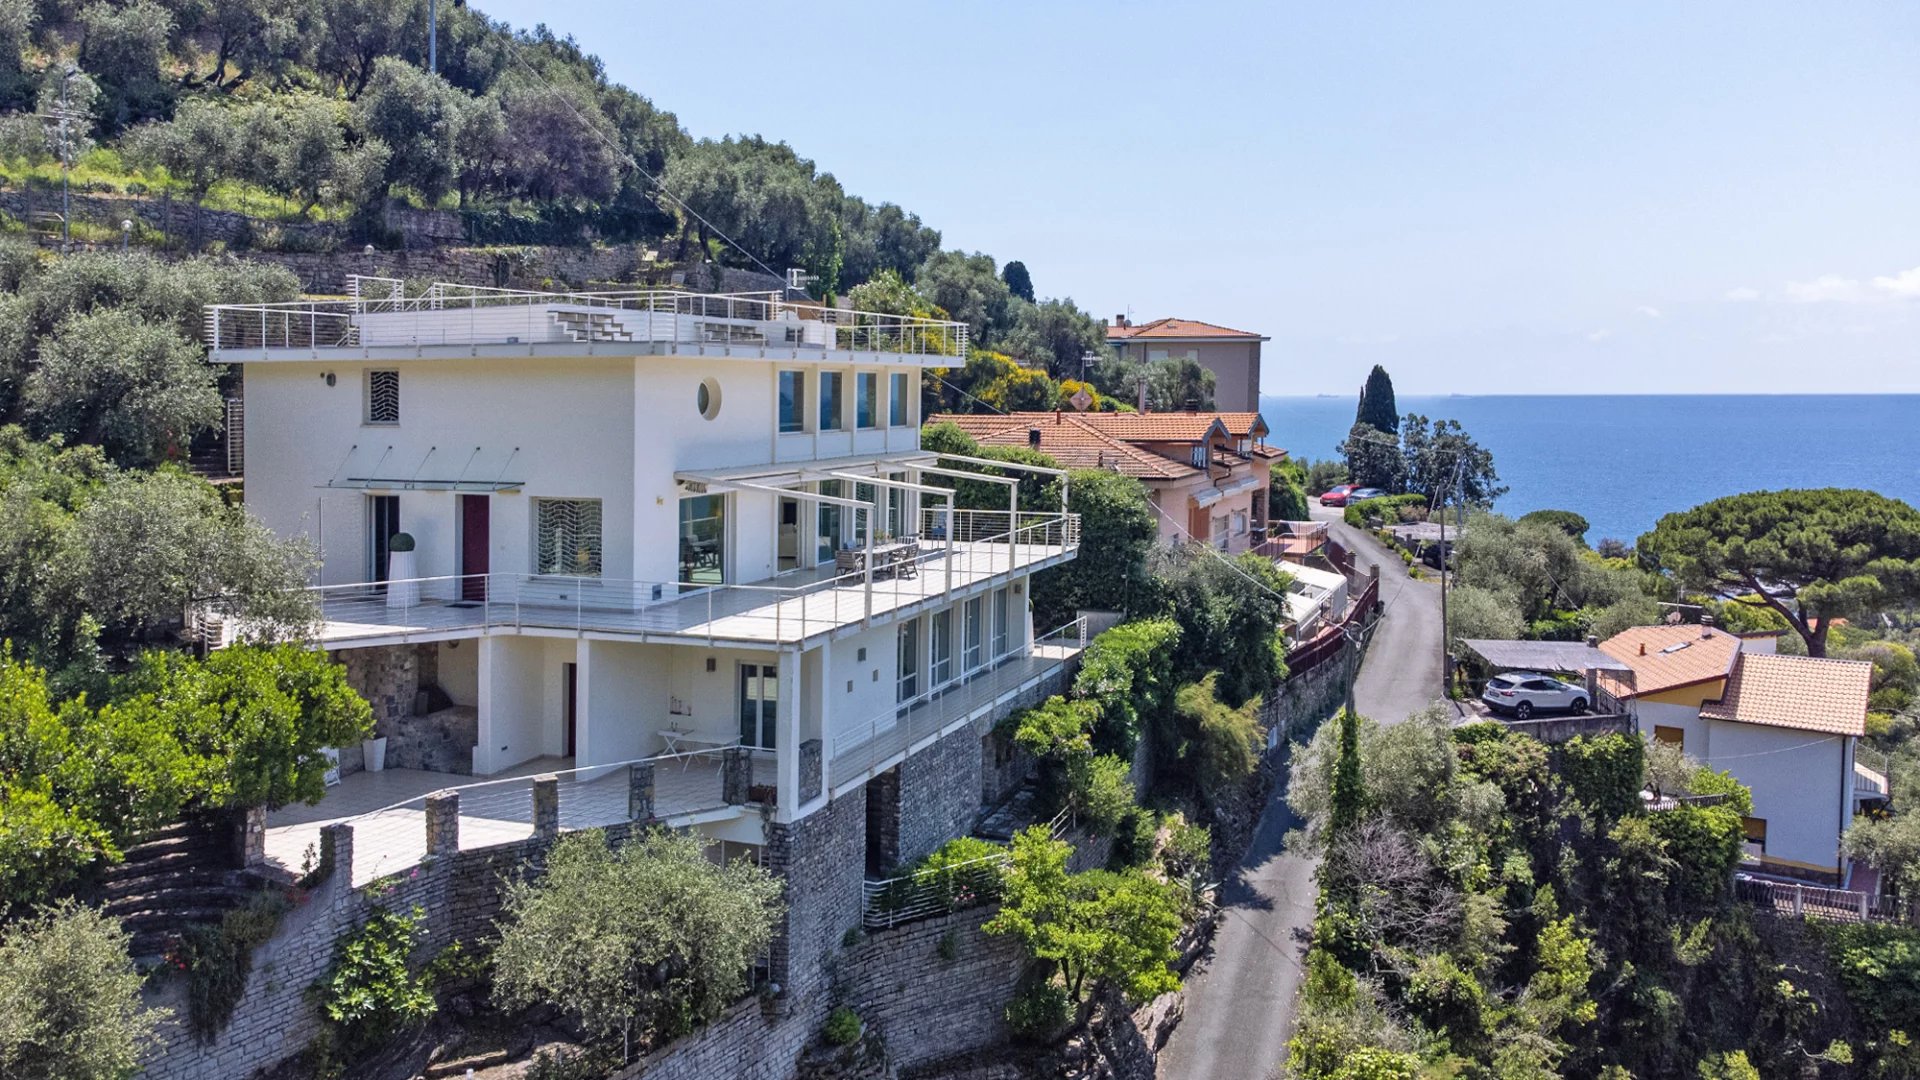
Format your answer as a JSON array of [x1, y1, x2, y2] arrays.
[[474, 0, 1920, 396]]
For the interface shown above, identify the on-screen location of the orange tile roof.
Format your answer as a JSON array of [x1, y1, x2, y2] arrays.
[[1107, 318, 1264, 341], [1597, 624, 1741, 698], [1077, 411, 1271, 441], [928, 413, 1198, 480], [1699, 653, 1870, 737]]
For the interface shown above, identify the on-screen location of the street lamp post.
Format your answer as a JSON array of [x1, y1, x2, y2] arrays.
[[120, 219, 131, 252]]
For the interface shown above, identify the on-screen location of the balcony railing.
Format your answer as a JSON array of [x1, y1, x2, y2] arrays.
[[203, 283, 969, 360], [256, 510, 1078, 647], [830, 618, 1088, 785]]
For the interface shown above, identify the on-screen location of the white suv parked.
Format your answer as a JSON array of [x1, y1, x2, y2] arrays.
[[1482, 671, 1588, 720]]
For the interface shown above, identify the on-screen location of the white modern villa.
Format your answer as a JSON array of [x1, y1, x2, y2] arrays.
[[205, 280, 1083, 888]]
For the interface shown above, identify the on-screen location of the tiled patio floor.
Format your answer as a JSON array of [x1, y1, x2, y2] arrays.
[[314, 540, 1071, 647]]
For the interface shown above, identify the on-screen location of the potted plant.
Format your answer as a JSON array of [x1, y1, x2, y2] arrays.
[[363, 732, 388, 772], [385, 532, 419, 608]]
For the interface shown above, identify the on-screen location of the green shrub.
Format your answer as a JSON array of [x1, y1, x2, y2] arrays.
[[1559, 733, 1644, 821], [1519, 509, 1591, 544], [1068, 753, 1136, 836], [1824, 922, 1920, 1034], [1173, 673, 1264, 798], [822, 1005, 862, 1046], [875, 836, 1007, 915], [1343, 493, 1426, 528], [1005, 981, 1072, 1043], [1696, 1050, 1762, 1080], [180, 891, 292, 1040], [315, 906, 437, 1057], [1071, 618, 1180, 758]]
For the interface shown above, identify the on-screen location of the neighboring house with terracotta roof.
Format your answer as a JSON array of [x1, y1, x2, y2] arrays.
[[1598, 623, 1873, 882], [928, 409, 1284, 554], [1106, 316, 1269, 412]]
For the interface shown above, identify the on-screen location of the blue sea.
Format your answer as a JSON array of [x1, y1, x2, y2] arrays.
[[1259, 394, 1920, 545]]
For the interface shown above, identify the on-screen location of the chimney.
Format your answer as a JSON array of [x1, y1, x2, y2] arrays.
[[1700, 614, 1715, 638], [1027, 428, 1041, 449], [1639, 642, 1647, 656], [1114, 314, 1128, 328], [1585, 635, 1598, 648]]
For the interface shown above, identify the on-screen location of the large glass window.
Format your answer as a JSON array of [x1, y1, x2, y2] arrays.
[[931, 609, 953, 686], [855, 372, 878, 429], [678, 494, 726, 586], [889, 372, 909, 426], [897, 620, 920, 703], [816, 480, 844, 563], [535, 498, 602, 577], [739, 663, 777, 749], [819, 372, 844, 431], [778, 370, 805, 433], [963, 597, 983, 671]]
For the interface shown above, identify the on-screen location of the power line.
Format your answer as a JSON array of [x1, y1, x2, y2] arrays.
[[494, 32, 792, 288]]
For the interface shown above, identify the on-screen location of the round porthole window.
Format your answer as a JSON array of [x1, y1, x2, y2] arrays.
[[696, 377, 722, 420]]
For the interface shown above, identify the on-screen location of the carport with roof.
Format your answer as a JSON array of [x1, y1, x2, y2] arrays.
[[1461, 639, 1638, 715]]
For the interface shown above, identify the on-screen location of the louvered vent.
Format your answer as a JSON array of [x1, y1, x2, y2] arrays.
[[535, 499, 603, 577], [367, 370, 400, 424]]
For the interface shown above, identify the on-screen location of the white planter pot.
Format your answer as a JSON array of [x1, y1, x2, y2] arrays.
[[385, 550, 418, 608], [363, 736, 388, 773]]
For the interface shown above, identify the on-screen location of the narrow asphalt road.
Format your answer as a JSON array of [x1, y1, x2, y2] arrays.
[[1156, 508, 1444, 1080]]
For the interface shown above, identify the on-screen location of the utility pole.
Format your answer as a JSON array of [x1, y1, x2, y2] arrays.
[[1437, 455, 1466, 704], [428, 0, 438, 73]]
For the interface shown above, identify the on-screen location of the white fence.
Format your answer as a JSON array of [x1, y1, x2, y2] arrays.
[[1734, 873, 1918, 925]]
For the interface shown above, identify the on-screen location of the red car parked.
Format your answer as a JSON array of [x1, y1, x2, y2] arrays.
[[1318, 484, 1359, 507]]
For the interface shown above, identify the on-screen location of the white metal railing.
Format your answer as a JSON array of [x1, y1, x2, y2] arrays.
[[1734, 873, 1917, 925], [277, 511, 1077, 647], [863, 851, 1008, 929], [860, 804, 1074, 929], [203, 284, 969, 360], [309, 747, 768, 888], [830, 618, 1088, 783]]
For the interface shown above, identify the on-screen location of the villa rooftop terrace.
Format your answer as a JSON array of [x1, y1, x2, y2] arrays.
[[204, 280, 969, 365]]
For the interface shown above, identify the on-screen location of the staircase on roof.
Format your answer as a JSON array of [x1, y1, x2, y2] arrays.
[[550, 309, 634, 342]]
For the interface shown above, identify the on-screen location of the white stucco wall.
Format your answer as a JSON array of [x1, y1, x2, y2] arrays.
[[477, 636, 577, 773], [244, 356, 922, 590], [1703, 722, 1848, 872], [436, 640, 478, 707], [1635, 699, 1849, 872]]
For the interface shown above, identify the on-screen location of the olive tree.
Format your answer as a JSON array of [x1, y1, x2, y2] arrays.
[[492, 828, 783, 1059], [59, 468, 318, 644], [1638, 489, 1920, 657], [23, 309, 221, 467], [0, 900, 163, 1079]]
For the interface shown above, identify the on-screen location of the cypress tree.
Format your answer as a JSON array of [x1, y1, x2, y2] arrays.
[[1355, 365, 1399, 434], [1329, 708, 1365, 832]]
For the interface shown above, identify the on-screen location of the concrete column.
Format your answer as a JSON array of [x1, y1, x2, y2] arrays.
[[424, 789, 459, 857], [722, 746, 753, 805], [237, 805, 267, 868], [776, 648, 801, 820], [628, 762, 656, 821], [532, 775, 560, 838], [320, 822, 354, 893]]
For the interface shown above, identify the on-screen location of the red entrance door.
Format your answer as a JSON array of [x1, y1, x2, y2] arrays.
[[460, 495, 490, 601]]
